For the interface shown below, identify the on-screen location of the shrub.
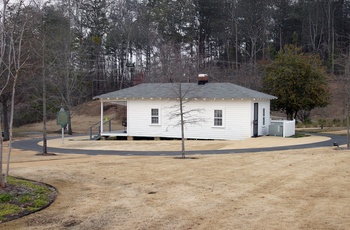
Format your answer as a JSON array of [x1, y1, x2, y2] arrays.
[[332, 118, 341, 127], [0, 194, 13, 203]]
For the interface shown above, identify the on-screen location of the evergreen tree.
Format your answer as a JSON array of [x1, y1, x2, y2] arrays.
[[264, 45, 330, 120]]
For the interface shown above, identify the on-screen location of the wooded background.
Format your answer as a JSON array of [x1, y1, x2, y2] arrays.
[[1, 0, 350, 129]]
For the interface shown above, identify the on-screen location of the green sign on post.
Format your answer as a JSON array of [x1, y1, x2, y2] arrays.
[[57, 108, 69, 128], [57, 108, 69, 144]]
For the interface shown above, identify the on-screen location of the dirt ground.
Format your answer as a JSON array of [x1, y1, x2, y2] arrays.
[[1, 133, 350, 230]]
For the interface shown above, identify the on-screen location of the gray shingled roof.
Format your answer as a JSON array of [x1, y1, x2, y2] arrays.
[[93, 83, 276, 100]]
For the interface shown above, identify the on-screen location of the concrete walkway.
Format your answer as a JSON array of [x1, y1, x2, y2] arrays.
[[12, 133, 347, 156]]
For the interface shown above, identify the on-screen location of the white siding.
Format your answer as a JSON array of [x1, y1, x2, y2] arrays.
[[127, 99, 253, 140]]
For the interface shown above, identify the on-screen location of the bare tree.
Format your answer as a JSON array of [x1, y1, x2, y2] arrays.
[[28, 2, 58, 154], [326, 31, 350, 148], [0, 0, 10, 188], [335, 43, 350, 148], [1, 0, 28, 186], [32, 2, 91, 141], [167, 81, 207, 158]]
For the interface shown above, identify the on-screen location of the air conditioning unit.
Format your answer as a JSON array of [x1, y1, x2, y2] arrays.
[[269, 125, 283, 136]]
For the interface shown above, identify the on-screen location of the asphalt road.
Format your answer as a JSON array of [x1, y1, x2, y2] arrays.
[[11, 133, 348, 156]]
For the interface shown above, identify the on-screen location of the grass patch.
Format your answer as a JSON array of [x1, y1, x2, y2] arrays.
[[0, 176, 57, 223], [297, 126, 347, 134], [289, 133, 311, 138], [18, 194, 32, 204], [0, 203, 21, 220], [0, 194, 14, 203]]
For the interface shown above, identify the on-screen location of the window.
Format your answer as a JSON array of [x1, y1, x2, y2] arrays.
[[214, 110, 223, 126], [263, 108, 266, 126], [151, 108, 159, 124]]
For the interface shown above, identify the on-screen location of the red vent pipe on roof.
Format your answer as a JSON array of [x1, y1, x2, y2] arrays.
[[198, 74, 208, 85]]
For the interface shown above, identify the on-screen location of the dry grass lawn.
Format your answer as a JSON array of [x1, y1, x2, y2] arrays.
[[1, 138, 349, 229], [1, 105, 349, 229]]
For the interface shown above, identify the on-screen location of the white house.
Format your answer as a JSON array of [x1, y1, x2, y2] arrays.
[[93, 76, 277, 140]]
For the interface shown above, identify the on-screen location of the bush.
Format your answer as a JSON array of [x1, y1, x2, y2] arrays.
[[332, 118, 341, 127], [303, 118, 313, 125], [0, 194, 13, 203], [317, 119, 326, 127]]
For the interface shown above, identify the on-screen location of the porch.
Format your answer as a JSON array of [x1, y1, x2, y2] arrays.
[[89, 118, 128, 140], [89, 100, 127, 140]]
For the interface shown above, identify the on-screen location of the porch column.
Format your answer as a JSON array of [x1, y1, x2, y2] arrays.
[[100, 100, 104, 133]]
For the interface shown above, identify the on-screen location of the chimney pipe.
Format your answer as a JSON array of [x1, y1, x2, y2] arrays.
[[198, 74, 209, 85]]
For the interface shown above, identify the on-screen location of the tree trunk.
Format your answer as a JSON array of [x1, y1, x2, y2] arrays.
[[42, 74, 47, 154], [5, 0, 26, 183], [1, 99, 9, 141], [67, 112, 73, 135], [66, 0, 73, 136], [235, 21, 238, 69], [179, 83, 185, 158], [42, 38, 47, 154], [198, 25, 205, 69], [0, 114, 4, 188], [347, 113, 349, 148], [327, 0, 332, 73], [146, 45, 151, 80], [286, 108, 293, 121], [5, 73, 17, 184], [0, 0, 9, 187], [293, 110, 299, 121]]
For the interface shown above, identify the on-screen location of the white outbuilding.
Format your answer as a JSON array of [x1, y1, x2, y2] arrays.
[[93, 76, 277, 140]]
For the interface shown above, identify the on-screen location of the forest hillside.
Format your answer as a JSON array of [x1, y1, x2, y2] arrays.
[[1, 0, 350, 135]]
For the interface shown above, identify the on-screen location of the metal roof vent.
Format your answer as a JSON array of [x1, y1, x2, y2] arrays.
[[198, 74, 209, 85]]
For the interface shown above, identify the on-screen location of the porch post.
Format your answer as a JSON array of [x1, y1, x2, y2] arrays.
[[100, 100, 104, 133]]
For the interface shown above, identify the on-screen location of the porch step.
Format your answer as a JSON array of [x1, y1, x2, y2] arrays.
[[91, 134, 101, 140], [88, 119, 112, 140]]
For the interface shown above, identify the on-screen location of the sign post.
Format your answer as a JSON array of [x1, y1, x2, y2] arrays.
[[56, 108, 69, 144]]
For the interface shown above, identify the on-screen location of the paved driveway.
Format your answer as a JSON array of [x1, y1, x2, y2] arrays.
[[12, 133, 346, 156]]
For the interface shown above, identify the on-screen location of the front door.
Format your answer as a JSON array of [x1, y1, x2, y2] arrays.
[[253, 103, 259, 137]]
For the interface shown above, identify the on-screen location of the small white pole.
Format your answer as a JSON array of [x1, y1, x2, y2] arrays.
[[61, 127, 64, 144], [100, 100, 104, 133]]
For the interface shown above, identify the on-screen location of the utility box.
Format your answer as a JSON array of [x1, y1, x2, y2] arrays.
[[269, 124, 283, 136], [269, 119, 295, 137]]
